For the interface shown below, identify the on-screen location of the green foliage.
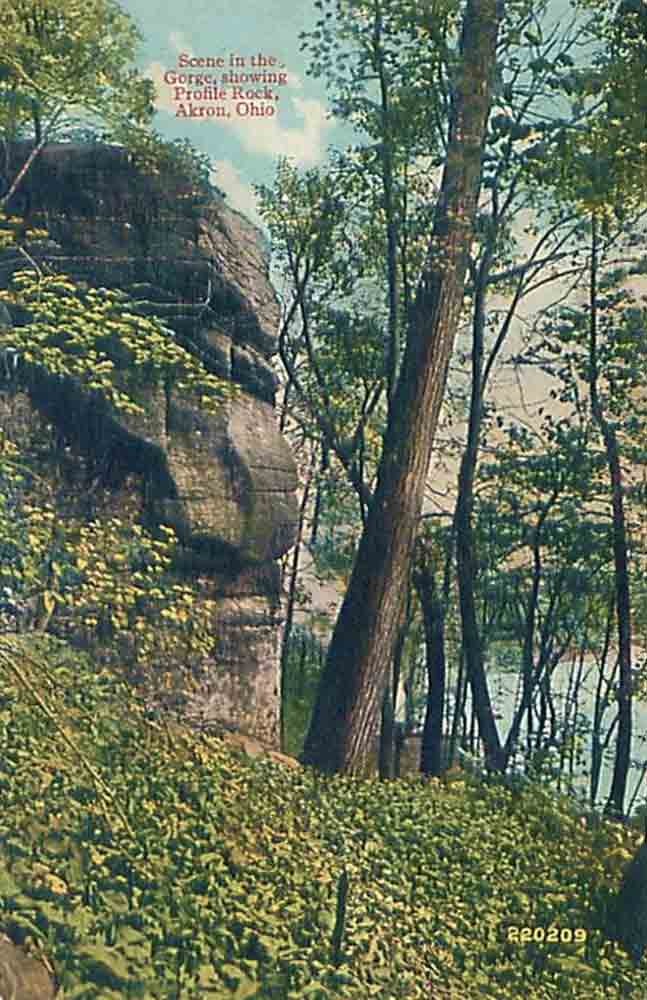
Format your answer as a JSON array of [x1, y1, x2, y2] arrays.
[[300, 0, 456, 153], [1, 647, 645, 997], [541, 0, 647, 214], [0, 2, 217, 205], [258, 158, 391, 512], [0, 267, 232, 415], [608, 841, 647, 964], [0, 212, 49, 249], [544, 282, 647, 427], [0, 0, 154, 142], [0, 428, 217, 701], [281, 626, 327, 757], [109, 127, 220, 198]]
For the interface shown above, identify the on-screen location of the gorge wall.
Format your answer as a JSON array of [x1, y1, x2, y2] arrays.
[[0, 140, 298, 747]]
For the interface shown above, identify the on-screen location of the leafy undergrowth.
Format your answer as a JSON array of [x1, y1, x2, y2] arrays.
[[0, 637, 646, 998]]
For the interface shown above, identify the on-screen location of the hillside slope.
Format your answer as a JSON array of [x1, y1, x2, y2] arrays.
[[0, 635, 645, 999]]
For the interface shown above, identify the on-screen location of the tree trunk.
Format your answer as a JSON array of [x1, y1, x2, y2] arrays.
[[0, 107, 64, 210], [378, 604, 409, 779], [414, 546, 446, 776], [601, 429, 632, 817], [454, 244, 506, 769], [378, 684, 394, 778], [448, 647, 467, 767], [301, 0, 503, 774], [279, 464, 312, 750], [588, 216, 633, 819], [590, 601, 614, 807], [310, 446, 328, 546], [503, 499, 556, 765]]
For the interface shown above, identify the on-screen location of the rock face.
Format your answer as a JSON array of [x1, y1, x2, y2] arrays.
[[0, 141, 298, 746], [0, 935, 55, 1000]]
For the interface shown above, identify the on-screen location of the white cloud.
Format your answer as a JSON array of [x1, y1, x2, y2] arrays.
[[145, 61, 177, 115], [211, 160, 263, 227], [144, 37, 332, 168], [288, 70, 304, 89], [168, 31, 192, 54], [229, 95, 331, 166]]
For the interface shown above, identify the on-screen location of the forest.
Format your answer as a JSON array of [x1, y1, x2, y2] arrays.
[[273, 0, 647, 814], [2, 0, 647, 996]]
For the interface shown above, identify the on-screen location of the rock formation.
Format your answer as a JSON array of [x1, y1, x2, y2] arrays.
[[0, 140, 298, 746], [0, 934, 56, 1000]]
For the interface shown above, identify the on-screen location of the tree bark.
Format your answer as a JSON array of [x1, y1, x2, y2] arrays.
[[454, 232, 506, 769], [279, 461, 313, 750], [502, 496, 556, 765], [414, 548, 446, 776], [588, 217, 633, 819], [378, 604, 409, 779], [301, 0, 503, 774], [372, 0, 401, 418]]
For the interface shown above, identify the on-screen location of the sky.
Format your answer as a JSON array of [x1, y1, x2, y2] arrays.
[[119, 0, 347, 228], [117, 0, 576, 230], [115, 0, 590, 425]]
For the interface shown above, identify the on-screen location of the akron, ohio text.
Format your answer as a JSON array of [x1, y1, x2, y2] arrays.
[[174, 100, 276, 118]]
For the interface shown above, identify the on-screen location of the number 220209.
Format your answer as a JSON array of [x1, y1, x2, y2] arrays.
[[507, 926, 587, 944]]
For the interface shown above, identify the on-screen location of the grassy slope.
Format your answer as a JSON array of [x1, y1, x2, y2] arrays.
[[0, 637, 646, 999]]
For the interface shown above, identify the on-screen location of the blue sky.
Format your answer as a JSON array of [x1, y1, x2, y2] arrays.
[[117, 0, 577, 228], [119, 0, 345, 226]]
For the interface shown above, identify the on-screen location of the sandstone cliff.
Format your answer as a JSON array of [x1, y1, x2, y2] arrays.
[[0, 140, 298, 746]]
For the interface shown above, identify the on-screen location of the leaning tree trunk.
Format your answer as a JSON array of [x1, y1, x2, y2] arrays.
[[588, 217, 633, 819], [301, 0, 504, 774], [454, 232, 506, 769]]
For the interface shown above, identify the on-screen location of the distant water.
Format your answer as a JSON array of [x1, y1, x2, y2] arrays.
[[400, 661, 647, 814], [484, 663, 647, 813]]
